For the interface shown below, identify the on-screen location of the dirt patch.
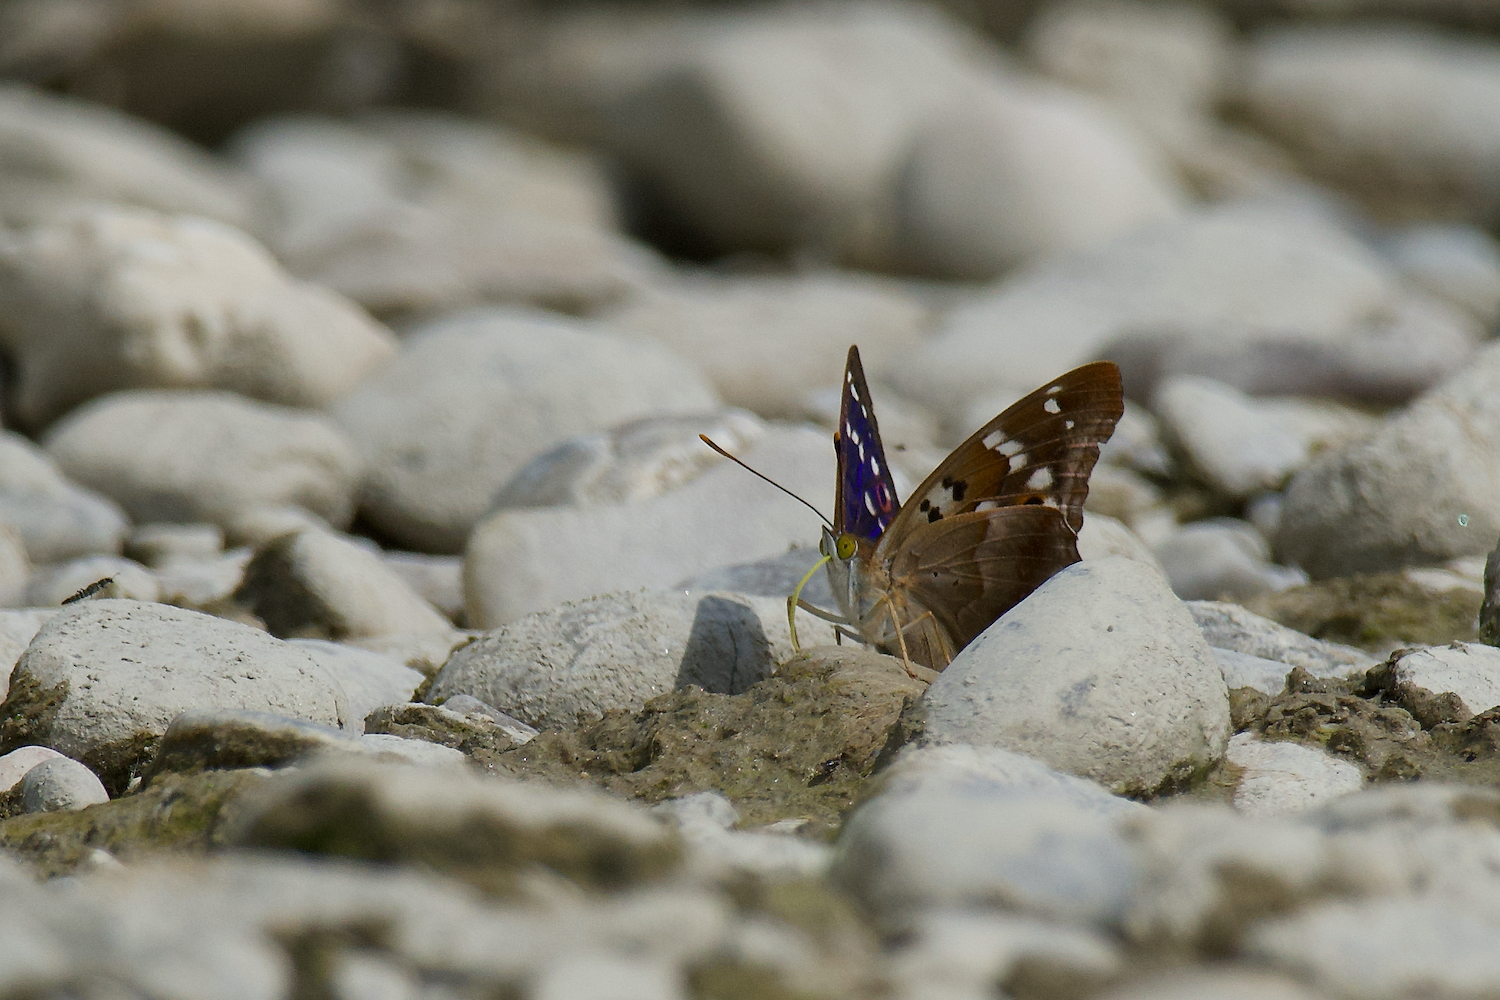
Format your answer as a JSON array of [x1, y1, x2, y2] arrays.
[[0, 770, 266, 876], [492, 647, 926, 834], [1244, 573, 1481, 653], [1229, 664, 1500, 787]]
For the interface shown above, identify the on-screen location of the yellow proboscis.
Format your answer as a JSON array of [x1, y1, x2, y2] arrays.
[[786, 554, 832, 652]]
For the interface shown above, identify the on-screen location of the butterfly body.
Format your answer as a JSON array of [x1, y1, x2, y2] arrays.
[[798, 346, 1124, 673]]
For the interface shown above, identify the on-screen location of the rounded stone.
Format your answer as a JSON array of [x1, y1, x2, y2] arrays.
[[332, 307, 719, 554], [19, 756, 109, 813], [921, 557, 1230, 794], [44, 390, 363, 533], [0, 599, 347, 790]]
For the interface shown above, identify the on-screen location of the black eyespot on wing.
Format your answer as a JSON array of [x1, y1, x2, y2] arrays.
[[927, 509, 942, 523], [919, 499, 931, 512], [951, 480, 967, 502], [1023, 496, 1043, 505]]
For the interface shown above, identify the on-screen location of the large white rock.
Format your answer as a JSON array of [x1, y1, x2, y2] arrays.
[[1242, 25, 1500, 225], [44, 390, 362, 532], [231, 111, 659, 316], [333, 308, 719, 554], [464, 425, 832, 626], [1276, 339, 1500, 577], [921, 557, 1230, 794], [0, 600, 347, 788], [892, 76, 1185, 279], [604, 272, 928, 416], [430, 589, 835, 730], [0, 205, 397, 431], [0, 82, 255, 228], [892, 203, 1401, 424], [833, 744, 1144, 930]]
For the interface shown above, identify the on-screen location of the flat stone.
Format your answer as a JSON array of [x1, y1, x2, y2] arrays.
[[435, 695, 538, 744], [921, 557, 1230, 794], [0, 204, 396, 431], [363, 702, 530, 761], [0, 600, 346, 791], [233, 526, 453, 640], [1225, 732, 1364, 816], [1382, 222, 1500, 324], [379, 552, 464, 623], [44, 390, 363, 533], [464, 425, 833, 626], [834, 744, 1144, 930], [1189, 601, 1374, 676], [355, 733, 469, 769], [222, 757, 682, 894], [332, 307, 718, 554], [431, 589, 834, 730], [19, 756, 108, 813], [142, 708, 361, 783]]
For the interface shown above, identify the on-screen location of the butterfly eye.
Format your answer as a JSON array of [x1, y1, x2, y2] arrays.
[[836, 534, 858, 560]]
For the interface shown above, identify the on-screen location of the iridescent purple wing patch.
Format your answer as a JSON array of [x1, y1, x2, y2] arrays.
[[835, 346, 899, 541]]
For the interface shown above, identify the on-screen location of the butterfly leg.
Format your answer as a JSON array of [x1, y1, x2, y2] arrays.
[[879, 595, 918, 678]]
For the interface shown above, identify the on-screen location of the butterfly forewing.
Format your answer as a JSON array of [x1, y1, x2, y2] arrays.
[[835, 345, 900, 541], [883, 361, 1123, 542]]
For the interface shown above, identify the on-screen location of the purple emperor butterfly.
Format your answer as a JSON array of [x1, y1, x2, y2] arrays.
[[789, 346, 1123, 676]]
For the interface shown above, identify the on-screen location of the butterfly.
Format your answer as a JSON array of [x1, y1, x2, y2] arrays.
[[788, 346, 1123, 677]]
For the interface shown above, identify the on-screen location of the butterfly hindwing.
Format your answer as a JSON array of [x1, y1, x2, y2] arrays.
[[884, 361, 1123, 543], [887, 505, 1084, 655], [835, 345, 900, 541]]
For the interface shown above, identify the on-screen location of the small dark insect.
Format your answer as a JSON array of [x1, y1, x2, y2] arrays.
[[62, 577, 114, 605]]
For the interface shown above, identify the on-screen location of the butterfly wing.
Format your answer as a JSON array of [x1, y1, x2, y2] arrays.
[[886, 505, 1084, 665], [882, 361, 1123, 543], [834, 345, 900, 541]]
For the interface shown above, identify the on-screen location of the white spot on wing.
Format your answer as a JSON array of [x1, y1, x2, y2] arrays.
[[983, 430, 1006, 450], [1044, 398, 1061, 414], [864, 493, 877, 515], [1008, 453, 1026, 473], [997, 439, 1023, 457], [1064, 419, 1075, 430], [871, 456, 882, 475], [974, 500, 999, 511], [848, 426, 860, 445], [1027, 468, 1053, 490], [1046, 384, 1062, 395]]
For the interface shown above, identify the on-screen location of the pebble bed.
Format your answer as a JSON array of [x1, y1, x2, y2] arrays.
[[1, 1, 1500, 997]]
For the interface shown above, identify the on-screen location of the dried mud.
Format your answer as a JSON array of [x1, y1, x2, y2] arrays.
[[1244, 572, 1481, 652], [492, 646, 927, 834]]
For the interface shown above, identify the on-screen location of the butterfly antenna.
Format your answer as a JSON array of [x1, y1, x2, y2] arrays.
[[700, 434, 833, 529]]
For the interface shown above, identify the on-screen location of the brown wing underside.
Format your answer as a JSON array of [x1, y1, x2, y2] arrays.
[[881, 505, 1082, 670], [884, 361, 1123, 543]]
